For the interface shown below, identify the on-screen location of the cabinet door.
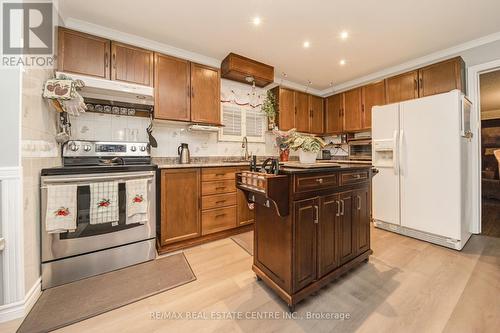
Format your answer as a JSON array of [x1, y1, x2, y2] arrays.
[[343, 88, 363, 132], [237, 189, 255, 226], [354, 187, 371, 255], [154, 53, 191, 121], [309, 95, 324, 134], [294, 91, 310, 132], [190, 63, 221, 124], [361, 81, 385, 130], [278, 88, 295, 131], [325, 94, 343, 134], [111, 42, 154, 86], [385, 71, 418, 104], [338, 191, 356, 265], [57, 27, 110, 79], [160, 169, 200, 245], [418, 57, 465, 97], [293, 198, 318, 291], [318, 194, 340, 278]]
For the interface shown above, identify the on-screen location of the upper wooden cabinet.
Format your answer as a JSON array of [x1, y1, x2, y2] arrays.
[[343, 88, 363, 132], [154, 54, 221, 125], [385, 70, 419, 104], [154, 53, 191, 122], [309, 95, 324, 134], [274, 87, 295, 131], [294, 91, 310, 133], [325, 94, 343, 134], [221, 53, 274, 88], [190, 63, 221, 125], [111, 42, 154, 86], [361, 81, 385, 130], [418, 57, 465, 97], [57, 27, 110, 79]]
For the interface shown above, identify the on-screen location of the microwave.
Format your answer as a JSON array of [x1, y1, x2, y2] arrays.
[[348, 139, 372, 160]]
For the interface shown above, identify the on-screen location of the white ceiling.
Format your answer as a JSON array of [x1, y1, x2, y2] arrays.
[[480, 70, 500, 111], [59, 0, 500, 90]]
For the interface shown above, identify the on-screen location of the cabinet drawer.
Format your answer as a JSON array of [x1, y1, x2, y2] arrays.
[[202, 206, 237, 235], [294, 173, 338, 193], [340, 170, 369, 185], [202, 179, 236, 195], [202, 167, 238, 181], [202, 193, 237, 210]]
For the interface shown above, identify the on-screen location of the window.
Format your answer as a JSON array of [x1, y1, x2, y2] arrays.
[[219, 104, 266, 142]]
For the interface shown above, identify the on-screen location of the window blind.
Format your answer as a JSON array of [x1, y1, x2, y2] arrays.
[[222, 105, 242, 136], [246, 108, 265, 138]]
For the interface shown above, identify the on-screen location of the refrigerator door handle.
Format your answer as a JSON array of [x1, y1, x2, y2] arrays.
[[393, 130, 399, 175], [399, 130, 404, 175]]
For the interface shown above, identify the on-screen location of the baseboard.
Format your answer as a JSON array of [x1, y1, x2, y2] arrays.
[[0, 278, 41, 323]]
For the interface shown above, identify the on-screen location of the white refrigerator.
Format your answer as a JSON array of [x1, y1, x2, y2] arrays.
[[372, 90, 473, 250]]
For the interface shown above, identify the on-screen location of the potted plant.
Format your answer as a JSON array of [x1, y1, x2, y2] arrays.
[[262, 90, 277, 130], [273, 129, 294, 161], [286, 131, 326, 164]]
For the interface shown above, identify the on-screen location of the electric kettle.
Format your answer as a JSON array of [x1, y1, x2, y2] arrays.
[[178, 143, 191, 164]]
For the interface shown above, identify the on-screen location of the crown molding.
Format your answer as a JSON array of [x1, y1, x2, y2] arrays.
[[62, 18, 318, 94], [320, 30, 500, 97]]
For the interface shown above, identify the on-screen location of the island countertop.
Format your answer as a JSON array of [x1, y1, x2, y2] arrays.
[[279, 163, 372, 174]]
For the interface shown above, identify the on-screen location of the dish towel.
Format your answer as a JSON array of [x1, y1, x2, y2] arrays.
[[45, 184, 77, 233], [126, 179, 148, 224], [89, 181, 119, 225]]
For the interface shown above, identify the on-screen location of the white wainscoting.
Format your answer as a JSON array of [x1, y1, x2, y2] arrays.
[[0, 167, 38, 323]]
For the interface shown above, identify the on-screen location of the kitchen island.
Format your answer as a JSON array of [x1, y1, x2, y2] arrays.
[[237, 164, 373, 311]]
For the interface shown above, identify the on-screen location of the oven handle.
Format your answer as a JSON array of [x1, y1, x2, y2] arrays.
[[42, 172, 155, 186]]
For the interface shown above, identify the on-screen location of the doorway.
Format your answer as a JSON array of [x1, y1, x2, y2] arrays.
[[479, 69, 500, 237]]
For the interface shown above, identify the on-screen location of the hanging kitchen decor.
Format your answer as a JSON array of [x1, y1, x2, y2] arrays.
[[262, 90, 277, 130], [42, 73, 87, 116]]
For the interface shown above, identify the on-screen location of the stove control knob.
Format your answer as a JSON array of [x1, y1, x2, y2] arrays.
[[83, 144, 92, 152], [130, 146, 137, 152], [140, 146, 146, 152], [68, 142, 79, 152]]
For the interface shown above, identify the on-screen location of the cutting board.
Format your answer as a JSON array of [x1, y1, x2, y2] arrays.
[[282, 162, 341, 169]]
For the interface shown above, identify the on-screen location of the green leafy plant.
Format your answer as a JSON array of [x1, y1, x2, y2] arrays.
[[285, 130, 326, 153], [261, 90, 277, 118]]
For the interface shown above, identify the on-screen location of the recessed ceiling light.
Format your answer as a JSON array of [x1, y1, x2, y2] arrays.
[[252, 16, 261, 26], [340, 30, 349, 40], [339, 59, 346, 66], [303, 41, 310, 48]]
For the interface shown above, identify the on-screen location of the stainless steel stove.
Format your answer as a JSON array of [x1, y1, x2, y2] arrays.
[[40, 140, 157, 289]]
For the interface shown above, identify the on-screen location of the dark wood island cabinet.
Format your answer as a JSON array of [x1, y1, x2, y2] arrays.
[[236, 165, 373, 311]]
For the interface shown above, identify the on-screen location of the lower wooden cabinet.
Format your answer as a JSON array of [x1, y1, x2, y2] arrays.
[[317, 194, 340, 277], [160, 169, 200, 246], [158, 166, 253, 253]]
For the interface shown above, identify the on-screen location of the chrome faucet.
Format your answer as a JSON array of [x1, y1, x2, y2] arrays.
[[242, 136, 249, 160]]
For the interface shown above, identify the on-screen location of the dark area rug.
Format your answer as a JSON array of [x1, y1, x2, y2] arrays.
[[17, 253, 196, 333]]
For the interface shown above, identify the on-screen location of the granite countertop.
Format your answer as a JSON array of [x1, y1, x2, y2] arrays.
[[280, 163, 372, 174], [157, 161, 251, 168]]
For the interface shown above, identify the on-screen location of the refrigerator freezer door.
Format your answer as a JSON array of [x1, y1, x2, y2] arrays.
[[399, 91, 462, 240], [372, 103, 401, 225]]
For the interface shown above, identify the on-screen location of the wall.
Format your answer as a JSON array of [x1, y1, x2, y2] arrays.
[[21, 68, 60, 293], [0, 69, 21, 167]]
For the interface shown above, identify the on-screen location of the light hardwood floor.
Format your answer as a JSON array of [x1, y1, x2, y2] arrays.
[[2, 225, 499, 333]]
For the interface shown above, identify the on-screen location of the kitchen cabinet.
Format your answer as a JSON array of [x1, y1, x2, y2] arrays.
[[385, 70, 419, 104], [325, 93, 343, 134], [274, 87, 295, 131], [309, 95, 324, 134], [190, 63, 221, 125], [338, 191, 356, 265], [221, 53, 274, 88], [111, 42, 154, 86], [293, 198, 318, 291], [317, 194, 340, 278], [418, 57, 465, 97], [160, 169, 200, 246], [361, 81, 385, 130], [158, 166, 253, 254], [354, 187, 371, 255], [343, 88, 363, 132], [57, 27, 110, 79], [154, 53, 191, 121], [294, 91, 310, 133]]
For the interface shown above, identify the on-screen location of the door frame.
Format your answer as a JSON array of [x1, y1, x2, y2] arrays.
[[467, 58, 500, 234]]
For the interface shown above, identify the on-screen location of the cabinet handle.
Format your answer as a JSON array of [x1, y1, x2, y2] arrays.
[[316, 178, 323, 184], [357, 195, 361, 210], [112, 53, 116, 69], [215, 213, 226, 218], [215, 186, 226, 190], [215, 173, 226, 176], [104, 52, 109, 68], [215, 200, 226, 204], [313, 205, 319, 224], [419, 77, 423, 92], [191, 87, 195, 98], [336, 200, 340, 217], [340, 199, 345, 216], [362, 104, 365, 113], [414, 79, 418, 93]]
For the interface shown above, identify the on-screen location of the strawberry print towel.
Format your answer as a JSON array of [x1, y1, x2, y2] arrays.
[[126, 179, 148, 224], [89, 181, 119, 224], [46, 184, 77, 233]]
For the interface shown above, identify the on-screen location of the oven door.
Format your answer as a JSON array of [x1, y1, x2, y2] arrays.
[[41, 171, 156, 262]]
